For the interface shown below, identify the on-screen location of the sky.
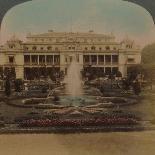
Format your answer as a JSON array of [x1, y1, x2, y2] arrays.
[[0, 0, 155, 47]]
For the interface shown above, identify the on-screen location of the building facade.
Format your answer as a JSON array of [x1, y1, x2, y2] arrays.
[[0, 30, 141, 80]]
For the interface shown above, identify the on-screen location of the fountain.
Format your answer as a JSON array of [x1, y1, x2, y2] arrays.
[[42, 55, 102, 107], [64, 55, 83, 96]]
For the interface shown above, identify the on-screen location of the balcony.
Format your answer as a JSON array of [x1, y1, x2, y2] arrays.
[[83, 62, 91, 66], [46, 62, 53, 65], [105, 62, 111, 66], [31, 62, 38, 65], [54, 62, 60, 65], [24, 62, 30, 65], [39, 62, 46, 66], [111, 62, 118, 65], [98, 62, 104, 65], [91, 62, 97, 65]]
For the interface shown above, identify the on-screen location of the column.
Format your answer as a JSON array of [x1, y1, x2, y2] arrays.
[[104, 55, 105, 65], [53, 55, 55, 65], [45, 55, 47, 65], [97, 55, 99, 65], [30, 55, 32, 65], [38, 55, 39, 65], [89, 55, 91, 65]]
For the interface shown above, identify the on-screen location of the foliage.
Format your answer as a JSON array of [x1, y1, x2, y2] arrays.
[[142, 43, 155, 65], [141, 43, 155, 79]]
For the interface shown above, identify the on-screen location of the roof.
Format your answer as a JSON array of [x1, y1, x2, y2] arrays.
[[27, 31, 115, 39]]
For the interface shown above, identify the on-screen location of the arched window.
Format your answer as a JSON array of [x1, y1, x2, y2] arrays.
[[91, 46, 96, 50], [32, 46, 37, 50], [47, 46, 52, 50], [105, 46, 110, 50], [85, 47, 88, 50], [99, 47, 102, 51], [24, 46, 29, 50], [40, 47, 44, 50]]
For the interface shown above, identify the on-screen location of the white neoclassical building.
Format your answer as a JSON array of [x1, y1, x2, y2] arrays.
[[0, 30, 141, 80]]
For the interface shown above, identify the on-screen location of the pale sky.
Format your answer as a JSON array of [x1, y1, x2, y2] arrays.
[[1, 0, 155, 47]]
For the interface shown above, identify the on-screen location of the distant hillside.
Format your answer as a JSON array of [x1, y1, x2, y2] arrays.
[[142, 43, 155, 67]]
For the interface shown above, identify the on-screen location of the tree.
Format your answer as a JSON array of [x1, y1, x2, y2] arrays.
[[5, 78, 11, 96]]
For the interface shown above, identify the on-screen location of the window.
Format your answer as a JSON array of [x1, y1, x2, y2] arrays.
[[32, 46, 37, 50], [91, 55, 97, 64], [105, 55, 111, 64], [9, 44, 15, 49], [47, 46, 52, 50], [39, 55, 45, 64], [99, 47, 102, 51], [112, 55, 118, 64], [105, 46, 110, 50], [126, 45, 132, 48], [85, 47, 88, 50], [40, 47, 44, 50], [46, 55, 53, 64], [24, 55, 30, 64], [91, 46, 96, 50], [54, 55, 60, 64], [128, 58, 135, 63], [31, 55, 38, 64], [9, 56, 14, 63], [83, 55, 90, 63], [98, 55, 104, 64], [24, 47, 29, 50], [65, 57, 68, 63]]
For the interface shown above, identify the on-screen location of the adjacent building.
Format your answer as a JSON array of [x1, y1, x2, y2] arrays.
[[0, 30, 141, 80]]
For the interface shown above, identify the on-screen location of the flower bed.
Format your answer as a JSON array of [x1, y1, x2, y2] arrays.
[[19, 117, 138, 128]]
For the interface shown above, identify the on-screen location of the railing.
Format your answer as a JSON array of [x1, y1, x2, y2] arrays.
[[54, 62, 60, 65], [83, 62, 91, 65], [91, 62, 97, 65], [105, 62, 111, 65], [46, 62, 53, 65], [39, 62, 46, 65], [31, 62, 38, 65], [111, 62, 118, 65], [98, 62, 105, 65]]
